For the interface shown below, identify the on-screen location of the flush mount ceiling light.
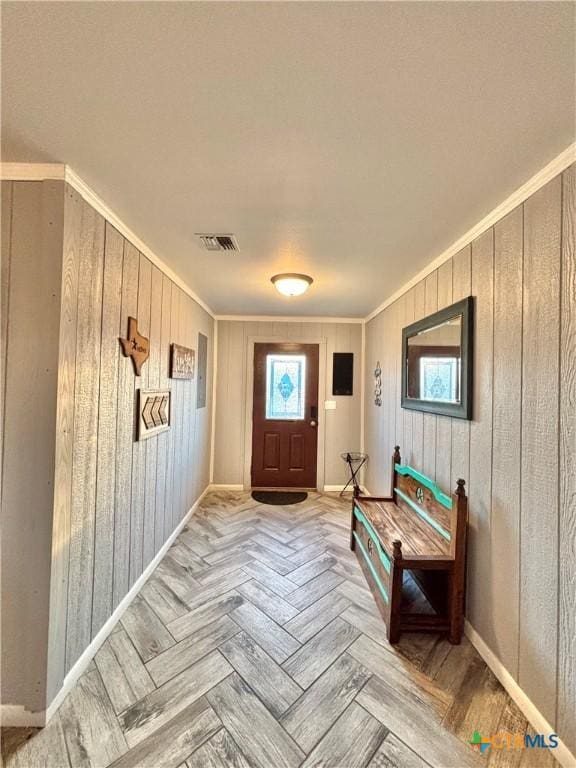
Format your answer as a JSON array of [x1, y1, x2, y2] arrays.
[[271, 273, 313, 297]]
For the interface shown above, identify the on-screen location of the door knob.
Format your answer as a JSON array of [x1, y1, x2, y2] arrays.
[[310, 420, 317, 427]]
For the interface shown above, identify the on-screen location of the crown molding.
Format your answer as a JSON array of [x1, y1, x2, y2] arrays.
[[214, 315, 364, 324], [0, 162, 215, 318], [364, 141, 576, 322], [0, 162, 66, 181]]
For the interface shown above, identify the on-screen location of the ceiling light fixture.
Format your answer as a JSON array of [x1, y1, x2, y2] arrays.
[[271, 273, 313, 297]]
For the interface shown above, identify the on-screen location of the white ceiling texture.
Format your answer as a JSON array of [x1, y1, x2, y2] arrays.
[[2, 1, 575, 316]]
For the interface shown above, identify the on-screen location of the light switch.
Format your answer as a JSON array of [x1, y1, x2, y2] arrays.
[[324, 400, 337, 410]]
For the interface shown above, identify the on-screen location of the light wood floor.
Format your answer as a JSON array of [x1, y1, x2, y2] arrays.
[[2, 492, 558, 768]]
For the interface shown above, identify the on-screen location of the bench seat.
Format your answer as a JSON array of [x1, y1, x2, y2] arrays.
[[355, 498, 450, 559]]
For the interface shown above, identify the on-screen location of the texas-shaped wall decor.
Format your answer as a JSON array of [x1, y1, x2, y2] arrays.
[[138, 389, 171, 440], [119, 316, 150, 376]]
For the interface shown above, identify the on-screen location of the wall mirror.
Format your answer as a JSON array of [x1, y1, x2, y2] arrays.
[[401, 296, 474, 419]]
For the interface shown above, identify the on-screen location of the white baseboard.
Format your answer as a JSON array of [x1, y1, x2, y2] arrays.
[[464, 621, 574, 768], [209, 484, 245, 491], [1, 486, 210, 728], [323, 485, 347, 492]]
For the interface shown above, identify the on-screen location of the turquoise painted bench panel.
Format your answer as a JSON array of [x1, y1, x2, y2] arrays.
[[353, 506, 391, 573], [352, 530, 389, 604], [395, 464, 452, 510]]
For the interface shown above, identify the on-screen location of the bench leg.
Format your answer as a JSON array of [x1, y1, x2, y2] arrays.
[[350, 506, 356, 551], [387, 564, 403, 644], [448, 570, 465, 644]]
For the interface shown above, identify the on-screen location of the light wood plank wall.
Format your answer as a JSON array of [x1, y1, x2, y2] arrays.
[[1, 181, 214, 713], [1, 181, 65, 713], [364, 165, 575, 752], [213, 320, 362, 486]]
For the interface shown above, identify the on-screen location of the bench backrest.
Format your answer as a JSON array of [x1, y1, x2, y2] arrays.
[[390, 446, 467, 558]]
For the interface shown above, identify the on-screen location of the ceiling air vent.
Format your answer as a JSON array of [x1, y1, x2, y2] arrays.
[[196, 234, 239, 252]]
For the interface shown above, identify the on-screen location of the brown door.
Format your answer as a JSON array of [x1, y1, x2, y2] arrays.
[[251, 343, 319, 489]]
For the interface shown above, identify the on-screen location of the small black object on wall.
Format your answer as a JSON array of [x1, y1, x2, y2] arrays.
[[332, 352, 354, 396]]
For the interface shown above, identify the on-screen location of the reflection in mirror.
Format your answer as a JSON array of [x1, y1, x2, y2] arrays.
[[406, 314, 462, 404]]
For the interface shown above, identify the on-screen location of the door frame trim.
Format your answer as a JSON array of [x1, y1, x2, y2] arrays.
[[243, 336, 327, 491]]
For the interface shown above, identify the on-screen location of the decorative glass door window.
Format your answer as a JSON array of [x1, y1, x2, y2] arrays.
[[419, 357, 459, 403], [265, 354, 306, 420]]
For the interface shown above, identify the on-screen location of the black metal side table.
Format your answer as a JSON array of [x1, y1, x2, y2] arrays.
[[340, 452, 368, 496]]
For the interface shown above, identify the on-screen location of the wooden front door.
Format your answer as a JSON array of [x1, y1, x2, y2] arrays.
[[251, 343, 319, 488]]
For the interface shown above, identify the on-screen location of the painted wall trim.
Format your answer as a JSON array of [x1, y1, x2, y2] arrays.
[[209, 484, 245, 491], [365, 142, 576, 322], [0, 162, 66, 181], [0, 485, 211, 728], [464, 621, 575, 768], [215, 315, 364, 324], [0, 162, 215, 318]]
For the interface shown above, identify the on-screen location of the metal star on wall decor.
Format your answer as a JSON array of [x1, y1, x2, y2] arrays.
[[119, 316, 150, 376]]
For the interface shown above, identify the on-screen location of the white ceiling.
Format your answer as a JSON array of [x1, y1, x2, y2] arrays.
[[2, 2, 575, 317]]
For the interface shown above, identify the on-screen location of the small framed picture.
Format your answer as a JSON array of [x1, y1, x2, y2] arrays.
[[170, 343, 195, 379], [138, 389, 171, 440]]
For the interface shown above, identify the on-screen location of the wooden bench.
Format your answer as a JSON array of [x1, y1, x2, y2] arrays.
[[350, 446, 468, 644]]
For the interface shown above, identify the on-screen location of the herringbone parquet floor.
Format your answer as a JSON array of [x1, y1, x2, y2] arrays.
[[2, 492, 557, 768]]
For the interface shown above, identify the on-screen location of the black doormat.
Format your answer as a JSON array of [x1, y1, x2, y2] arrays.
[[251, 490, 308, 505]]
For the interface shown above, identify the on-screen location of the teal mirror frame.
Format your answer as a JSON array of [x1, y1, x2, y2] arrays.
[[401, 296, 474, 420]]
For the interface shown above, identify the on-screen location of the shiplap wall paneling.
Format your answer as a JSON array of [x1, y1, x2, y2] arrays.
[[491, 206, 523, 677], [368, 311, 382, 490], [393, 297, 405, 466], [66, 198, 105, 671], [189, 298, 199, 511], [435, 260, 453, 492], [422, 271, 438, 480], [143, 265, 162, 569], [0, 181, 12, 499], [214, 318, 230, 482], [172, 296, 182, 517], [558, 163, 576, 755], [383, 306, 395, 489], [92, 222, 123, 637], [411, 280, 426, 474], [402, 288, 415, 466], [113, 241, 139, 610], [155, 275, 171, 552], [166, 285, 180, 536], [194, 326, 211, 499], [2, 181, 64, 709], [519, 176, 561, 725], [129, 254, 151, 588], [325, 323, 362, 484], [2, 180, 215, 714], [173, 295, 185, 519], [183, 296, 194, 517], [363, 318, 375, 490], [177, 292, 189, 520], [47, 185, 80, 699], [467, 228, 494, 651], [450, 245, 472, 491], [363, 164, 575, 751]]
